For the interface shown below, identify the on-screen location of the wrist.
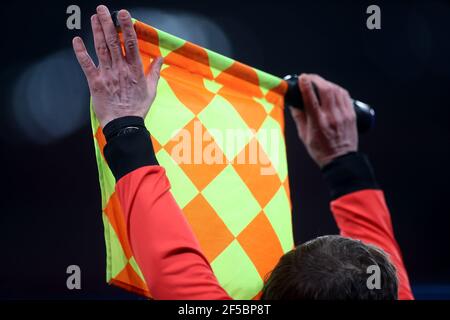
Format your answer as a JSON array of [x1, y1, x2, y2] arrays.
[[321, 152, 379, 199], [103, 116, 146, 141], [100, 113, 146, 129], [318, 148, 358, 168], [103, 116, 158, 181]]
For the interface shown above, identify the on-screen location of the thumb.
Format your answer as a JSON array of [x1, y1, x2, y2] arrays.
[[146, 56, 164, 94]]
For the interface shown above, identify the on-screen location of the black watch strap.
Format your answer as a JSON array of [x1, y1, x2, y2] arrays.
[[102, 116, 159, 181]]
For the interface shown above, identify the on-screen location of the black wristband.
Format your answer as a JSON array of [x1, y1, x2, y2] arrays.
[[103, 116, 158, 181], [103, 116, 147, 141], [321, 152, 379, 200]]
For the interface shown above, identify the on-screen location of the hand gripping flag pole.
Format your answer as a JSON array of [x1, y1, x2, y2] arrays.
[[284, 75, 375, 133]]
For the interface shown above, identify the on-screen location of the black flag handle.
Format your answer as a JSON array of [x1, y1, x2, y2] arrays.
[[283, 74, 375, 133]]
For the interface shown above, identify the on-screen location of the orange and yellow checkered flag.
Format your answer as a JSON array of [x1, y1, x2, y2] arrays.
[[90, 17, 294, 299]]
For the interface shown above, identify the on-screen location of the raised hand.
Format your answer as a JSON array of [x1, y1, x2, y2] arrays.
[[290, 74, 358, 167], [72, 5, 163, 128]]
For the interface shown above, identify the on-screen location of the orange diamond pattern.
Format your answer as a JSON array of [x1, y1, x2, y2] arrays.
[[162, 65, 215, 115], [103, 192, 133, 259], [237, 212, 284, 279], [232, 138, 283, 208], [163, 119, 228, 191], [183, 194, 234, 261], [218, 86, 267, 131]]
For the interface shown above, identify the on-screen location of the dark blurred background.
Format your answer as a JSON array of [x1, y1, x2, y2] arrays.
[[0, 0, 449, 299]]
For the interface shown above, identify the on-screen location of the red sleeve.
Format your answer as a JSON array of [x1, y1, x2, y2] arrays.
[[116, 165, 231, 300], [331, 189, 414, 300]]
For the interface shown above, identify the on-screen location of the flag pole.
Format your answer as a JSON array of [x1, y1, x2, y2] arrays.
[[284, 74, 375, 133]]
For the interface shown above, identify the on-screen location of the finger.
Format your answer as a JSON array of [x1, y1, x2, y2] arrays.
[[91, 14, 112, 68], [324, 87, 343, 126], [289, 106, 307, 125], [333, 87, 346, 118], [298, 74, 321, 118], [146, 56, 164, 94], [337, 87, 355, 120], [308, 74, 345, 127], [308, 74, 335, 112], [72, 37, 97, 82], [289, 106, 307, 138], [117, 10, 142, 68], [96, 5, 123, 66]]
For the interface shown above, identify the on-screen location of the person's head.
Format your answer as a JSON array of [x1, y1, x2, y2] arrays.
[[261, 235, 398, 300]]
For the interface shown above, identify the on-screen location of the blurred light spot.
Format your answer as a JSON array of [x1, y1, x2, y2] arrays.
[[11, 49, 88, 145]]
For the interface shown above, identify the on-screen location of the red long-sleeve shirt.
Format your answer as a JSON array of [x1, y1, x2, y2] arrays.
[[331, 190, 413, 300], [116, 166, 230, 299], [103, 116, 413, 300]]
